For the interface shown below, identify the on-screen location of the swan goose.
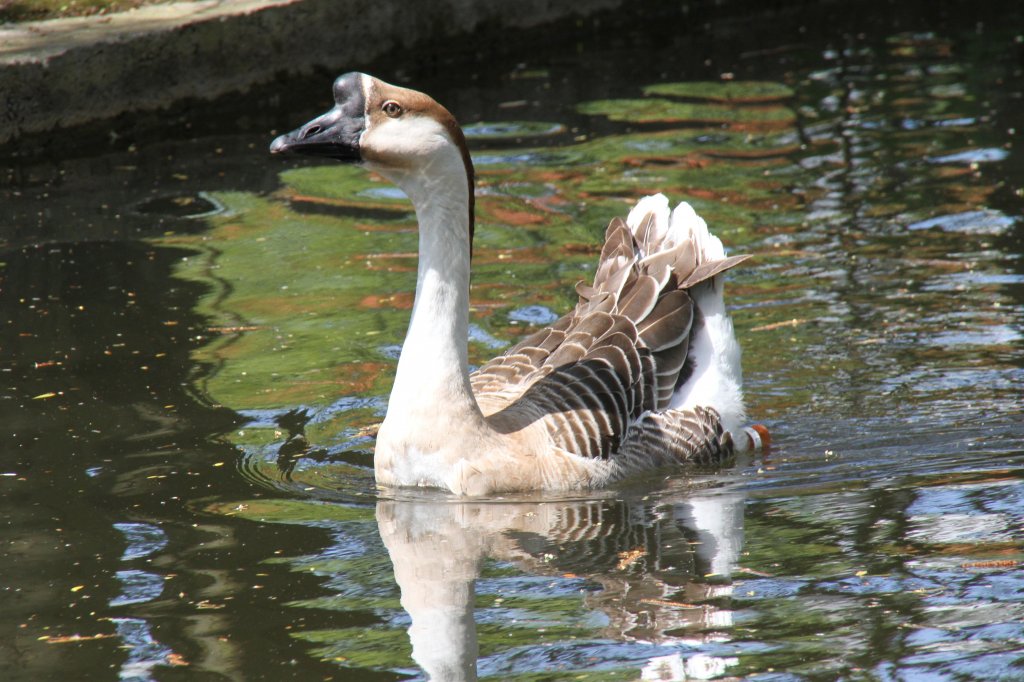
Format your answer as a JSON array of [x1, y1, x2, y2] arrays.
[[270, 73, 764, 496]]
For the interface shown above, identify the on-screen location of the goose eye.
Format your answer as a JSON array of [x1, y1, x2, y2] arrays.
[[382, 100, 403, 118]]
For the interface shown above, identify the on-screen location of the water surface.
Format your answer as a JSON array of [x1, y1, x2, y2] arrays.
[[2, 1, 1022, 680]]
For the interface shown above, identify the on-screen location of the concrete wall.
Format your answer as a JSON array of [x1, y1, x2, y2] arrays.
[[0, 0, 623, 144]]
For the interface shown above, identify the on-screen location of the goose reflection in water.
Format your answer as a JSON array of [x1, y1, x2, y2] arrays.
[[376, 485, 745, 681]]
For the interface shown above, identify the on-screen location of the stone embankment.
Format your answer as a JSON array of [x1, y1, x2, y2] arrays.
[[0, 0, 620, 144]]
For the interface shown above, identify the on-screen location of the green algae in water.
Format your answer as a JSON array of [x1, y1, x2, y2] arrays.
[[578, 97, 796, 125], [279, 165, 411, 207], [162, 191, 410, 411], [643, 80, 795, 102], [204, 498, 374, 524], [464, 121, 568, 140]]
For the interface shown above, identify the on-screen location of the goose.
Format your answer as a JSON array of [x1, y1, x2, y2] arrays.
[[270, 73, 767, 496]]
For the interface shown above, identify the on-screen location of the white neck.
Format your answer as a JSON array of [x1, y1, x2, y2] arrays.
[[380, 153, 480, 425]]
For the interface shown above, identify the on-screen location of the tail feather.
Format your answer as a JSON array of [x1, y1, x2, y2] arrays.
[[618, 194, 747, 436], [626, 194, 671, 255], [660, 199, 747, 437], [670, 200, 719, 257]]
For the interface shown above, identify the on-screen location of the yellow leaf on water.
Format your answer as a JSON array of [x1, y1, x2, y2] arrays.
[[616, 548, 645, 570], [41, 633, 115, 644], [33, 392, 57, 400], [166, 652, 189, 666]]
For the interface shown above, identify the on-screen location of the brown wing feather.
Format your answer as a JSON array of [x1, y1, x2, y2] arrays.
[[472, 210, 747, 460]]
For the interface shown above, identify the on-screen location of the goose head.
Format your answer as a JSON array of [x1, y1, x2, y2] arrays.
[[270, 73, 474, 217]]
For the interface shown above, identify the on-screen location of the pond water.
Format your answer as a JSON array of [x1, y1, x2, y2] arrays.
[[2, 1, 1023, 680]]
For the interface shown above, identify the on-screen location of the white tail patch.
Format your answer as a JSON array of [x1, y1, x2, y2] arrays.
[[671, 282, 746, 436], [625, 194, 727, 265], [625, 194, 671, 256], [654, 199, 746, 437], [670, 200, 725, 264]]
